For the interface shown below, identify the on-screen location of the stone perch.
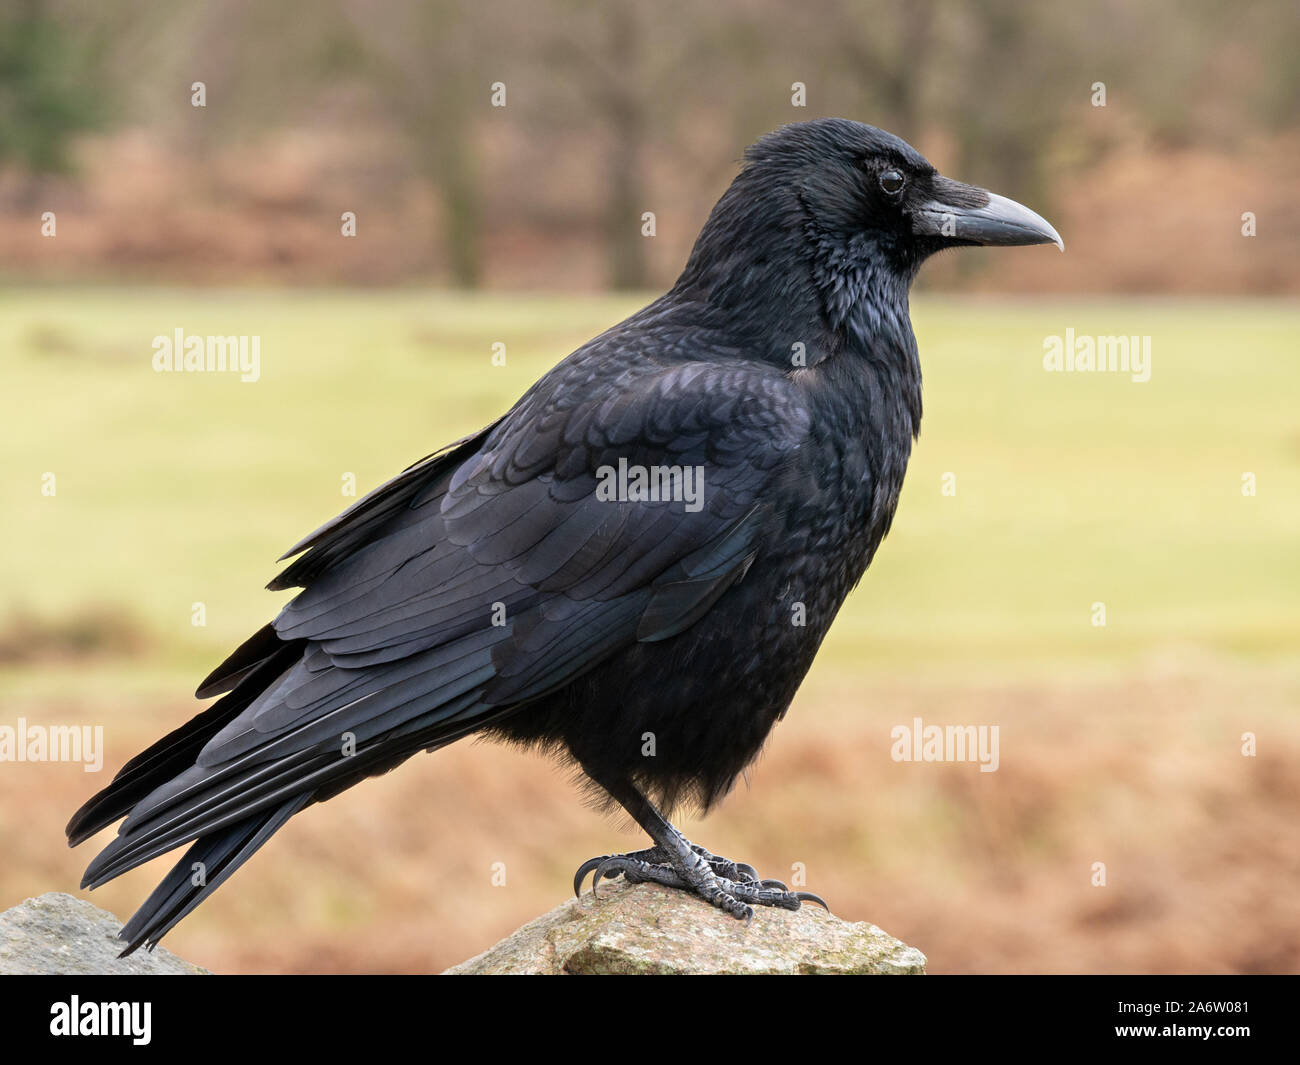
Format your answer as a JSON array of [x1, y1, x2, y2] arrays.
[[0, 893, 209, 975], [0, 884, 925, 974], [447, 880, 927, 975]]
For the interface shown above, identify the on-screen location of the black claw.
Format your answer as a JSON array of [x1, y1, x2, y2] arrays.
[[572, 855, 609, 898], [759, 878, 788, 891], [590, 858, 627, 899], [735, 862, 761, 883], [794, 890, 830, 911]]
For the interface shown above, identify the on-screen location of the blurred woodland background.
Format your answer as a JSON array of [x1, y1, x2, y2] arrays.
[[0, 0, 1297, 292], [1, 0, 1298, 975]]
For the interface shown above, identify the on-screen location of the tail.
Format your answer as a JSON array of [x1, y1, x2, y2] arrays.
[[66, 630, 309, 955], [115, 795, 308, 956], [66, 419, 510, 954]]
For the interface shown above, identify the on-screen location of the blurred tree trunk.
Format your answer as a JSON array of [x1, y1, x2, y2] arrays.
[[438, 149, 482, 289], [604, 5, 647, 290], [881, 0, 934, 139], [835, 0, 936, 141], [342, 0, 484, 288], [420, 107, 481, 289]]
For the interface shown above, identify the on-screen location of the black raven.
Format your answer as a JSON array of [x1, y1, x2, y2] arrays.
[[68, 119, 1060, 952]]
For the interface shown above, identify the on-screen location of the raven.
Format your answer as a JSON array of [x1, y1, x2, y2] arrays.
[[68, 119, 1061, 952]]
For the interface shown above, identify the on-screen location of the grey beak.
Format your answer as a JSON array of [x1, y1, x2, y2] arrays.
[[911, 186, 1063, 251]]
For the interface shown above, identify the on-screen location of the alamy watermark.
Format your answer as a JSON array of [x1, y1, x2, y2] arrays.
[[1043, 328, 1151, 383], [890, 716, 1000, 773], [0, 718, 103, 772], [595, 457, 704, 513], [50, 997, 150, 1045], [152, 328, 260, 382]]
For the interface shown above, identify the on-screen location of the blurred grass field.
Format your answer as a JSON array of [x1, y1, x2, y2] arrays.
[[2, 288, 1298, 973]]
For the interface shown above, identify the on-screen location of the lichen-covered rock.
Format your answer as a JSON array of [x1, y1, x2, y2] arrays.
[[446, 880, 926, 975], [0, 893, 209, 975]]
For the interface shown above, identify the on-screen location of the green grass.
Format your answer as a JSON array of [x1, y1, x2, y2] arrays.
[[3, 288, 1297, 693]]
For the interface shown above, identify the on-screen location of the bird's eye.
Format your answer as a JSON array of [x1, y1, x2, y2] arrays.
[[879, 169, 906, 195]]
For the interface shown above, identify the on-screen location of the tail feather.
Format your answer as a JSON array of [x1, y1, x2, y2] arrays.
[[65, 639, 305, 847], [82, 745, 344, 889], [268, 425, 495, 592], [118, 794, 309, 956], [194, 622, 287, 699]]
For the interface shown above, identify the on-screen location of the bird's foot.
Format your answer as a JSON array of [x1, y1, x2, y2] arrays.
[[573, 844, 759, 893], [572, 843, 828, 921]]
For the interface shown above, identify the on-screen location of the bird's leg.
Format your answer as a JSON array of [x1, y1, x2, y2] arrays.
[[685, 844, 763, 885], [572, 782, 827, 920]]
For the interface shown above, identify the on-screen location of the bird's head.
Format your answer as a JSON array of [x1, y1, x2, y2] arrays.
[[675, 118, 1061, 334], [775, 118, 1061, 266]]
